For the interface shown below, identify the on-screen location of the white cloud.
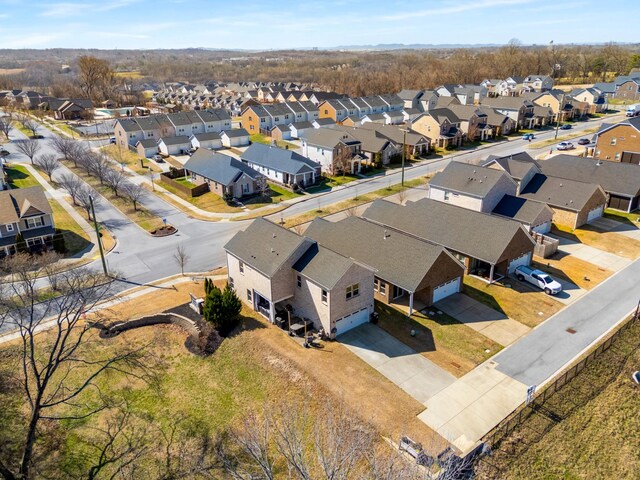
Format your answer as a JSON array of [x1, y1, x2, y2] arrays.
[[381, 0, 534, 21], [40, 0, 139, 17]]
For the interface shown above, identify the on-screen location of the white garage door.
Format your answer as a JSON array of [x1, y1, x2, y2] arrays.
[[432, 277, 461, 303], [508, 252, 532, 274], [587, 205, 604, 223], [335, 308, 370, 336], [532, 221, 551, 235]]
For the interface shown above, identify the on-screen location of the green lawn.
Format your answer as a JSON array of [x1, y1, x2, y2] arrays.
[[174, 176, 197, 188], [603, 208, 640, 225], [249, 133, 298, 150], [305, 174, 360, 193], [5, 164, 41, 188]]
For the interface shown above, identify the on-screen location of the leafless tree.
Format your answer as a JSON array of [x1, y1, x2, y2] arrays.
[[78, 56, 117, 102], [255, 176, 271, 199], [333, 148, 353, 177], [14, 139, 41, 164], [87, 152, 112, 185], [0, 255, 146, 480], [104, 168, 126, 197], [397, 188, 408, 205], [0, 115, 13, 140], [121, 182, 146, 211], [344, 205, 359, 217], [17, 115, 40, 138], [49, 136, 77, 162], [58, 173, 84, 205], [67, 142, 91, 170], [173, 244, 190, 276], [75, 184, 100, 221], [33, 153, 59, 181]]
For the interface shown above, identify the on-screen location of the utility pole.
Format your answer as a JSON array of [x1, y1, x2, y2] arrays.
[[401, 127, 408, 187], [89, 195, 108, 276], [554, 93, 565, 140]]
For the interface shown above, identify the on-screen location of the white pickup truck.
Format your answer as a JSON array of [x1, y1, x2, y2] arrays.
[[514, 265, 563, 295]]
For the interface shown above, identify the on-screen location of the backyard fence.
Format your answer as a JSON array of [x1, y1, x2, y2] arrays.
[[160, 168, 209, 198]]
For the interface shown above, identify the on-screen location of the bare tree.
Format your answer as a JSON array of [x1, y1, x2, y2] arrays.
[[397, 188, 408, 205], [49, 136, 77, 163], [121, 182, 146, 211], [0, 255, 145, 480], [58, 173, 84, 205], [333, 148, 353, 177], [104, 168, 126, 197], [0, 114, 13, 140], [88, 152, 113, 185], [75, 184, 100, 221], [173, 244, 190, 276], [14, 139, 41, 164], [33, 153, 59, 181], [17, 115, 40, 138], [255, 176, 270, 199], [78, 56, 116, 102]]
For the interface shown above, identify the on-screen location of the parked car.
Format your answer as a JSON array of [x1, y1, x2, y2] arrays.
[[559, 124, 572, 130], [557, 142, 575, 150], [0, 149, 9, 157], [152, 154, 164, 162], [577, 138, 590, 145], [522, 133, 535, 140], [514, 265, 562, 295]]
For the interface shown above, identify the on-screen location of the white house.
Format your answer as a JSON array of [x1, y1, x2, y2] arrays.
[[221, 128, 250, 148], [190, 132, 222, 150], [240, 143, 320, 187], [157, 136, 192, 156], [301, 129, 363, 174]]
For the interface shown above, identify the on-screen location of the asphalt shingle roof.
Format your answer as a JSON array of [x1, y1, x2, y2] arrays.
[[160, 135, 191, 146], [519, 174, 602, 212], [430, 162, 515, 198], [184, 149, 260, 186], [492, 195, 552, 225], [362, 198, 533, 265], [293, 242, 357, 290], [241, 143, 319, 176], [0, 186, 52, 225]]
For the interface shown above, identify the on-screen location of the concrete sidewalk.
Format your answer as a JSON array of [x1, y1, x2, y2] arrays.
[[435, 293, 530, 347], [550, 233, 631, 271], [339, 323, 456, 404], [591, 216, 640, 241]]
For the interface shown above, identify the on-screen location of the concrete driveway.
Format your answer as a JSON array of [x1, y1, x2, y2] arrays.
[[435, 293, 530, 347], [590, 216, 640, 241], [339, 323, 455, 404], [550, 234, 632, 271]]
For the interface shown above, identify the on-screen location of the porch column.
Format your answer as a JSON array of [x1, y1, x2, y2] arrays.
[[408, 292, 414, 317], [269, 302, 276, 323], [489, 264, 495, 284]]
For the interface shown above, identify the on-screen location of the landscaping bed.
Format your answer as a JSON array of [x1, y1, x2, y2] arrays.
[[150, 225, 176, 237]]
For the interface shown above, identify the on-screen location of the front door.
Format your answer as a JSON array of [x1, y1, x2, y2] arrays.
[[392, 285, 405, 299]]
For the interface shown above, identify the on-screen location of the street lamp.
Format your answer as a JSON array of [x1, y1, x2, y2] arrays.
[[554, 92, 566, 140], [89, 195, 108, 276]]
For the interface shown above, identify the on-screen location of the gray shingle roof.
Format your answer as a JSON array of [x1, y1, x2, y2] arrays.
[[430, 161, 515, 198], [191, 132, 221, 141], [241, 143, 319, 176], [160, 135, 191, 146], [481, 96, 533, 110], [184, 149, 260, 186], [0, 186, 52, 225], [136, 139, 157, 148], [304, 217, 459, 292], [293, 242, 357, 290], [302, 128, 360, 148], [519, 174, 603, 212], [539, 155, 640, 198], [492, 195, 552, 225], [222, 128, 249, 138], [483, 153, 539, 180], [224, 218, 313, 278], [362, 198, 533, 265]]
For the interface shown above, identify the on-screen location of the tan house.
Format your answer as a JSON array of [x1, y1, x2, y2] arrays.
[[412, 109, 464, 148], [224, 218, 375, 337], [594, 117, 640, 164], [615, 78, 640, 102], [305, 217, 465, 314]]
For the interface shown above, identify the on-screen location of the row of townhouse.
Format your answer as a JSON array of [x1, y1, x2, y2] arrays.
[[316, 94, 405, 123], [154, 91, 245, 115], [241, 101, 322, 133], [113, 109, 232, 150], [480, 75, 555, 97]]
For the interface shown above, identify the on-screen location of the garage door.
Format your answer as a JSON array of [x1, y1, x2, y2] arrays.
[[532, 221, 551, 235], [335, 308, 370, 336], [432, 277, 461, 303], [587, 205, 604, 223], [508, 252, 531, 274]]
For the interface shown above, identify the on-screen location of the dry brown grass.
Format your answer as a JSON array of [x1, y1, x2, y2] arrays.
[[532, 254, 612, 290], [553, 225, 640, 260], [463, 276, 564, 329]]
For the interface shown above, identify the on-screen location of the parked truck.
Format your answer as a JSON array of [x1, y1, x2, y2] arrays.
[[626, 104, 640, 117], [514, 265, 563, 295]]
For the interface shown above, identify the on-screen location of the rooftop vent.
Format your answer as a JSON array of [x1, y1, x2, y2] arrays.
[[384, 229, 391, 239]]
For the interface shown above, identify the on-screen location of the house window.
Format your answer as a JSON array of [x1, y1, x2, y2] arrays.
[[250, 125, 254, 131], [6, 224, 14, 232], [379, 282, 386, 295], [242, 183, 249, 194], [321, 290, 327, 304], [615, 153, 620, 160], [247, 289, 252, 302], [261, 118, 265, 122], [346, 283, 359, 300], [444, 191, 450, 201], [26, 217, 44, 229], [374, 279, 379, 292], [297, 275, 302, 288], [611, 138, 617, 145], [229, 277, 234, 288], [239, 261, 244, 274]]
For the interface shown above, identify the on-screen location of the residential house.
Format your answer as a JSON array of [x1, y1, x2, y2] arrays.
[[397, 89, 424, 110], [614, 76, 640, 102], [300, 128, 363, 174], [480, 79, 503, 97], [419, 90, 440, 112], [184, 149, 261, 199], [240, 143, 320, 187], [270, 124, 292, 141], [362, 198, 536, 282], [522, 75, 554, 92], [307, 92, 346, 105], [359, 123, 430, 157], [190, 132, 222, 150], [289, 121, 314, 139], [477, 107, 517, 136], [593, 117, 640, 164], [318, 99, 350, 123], [593, 82, 616, 100], [305, 217, 465, 313], [158, 136, 192, 156], [402, 108, 422, 123], [412, 109, 463, 148], [221, 128, 250, 147], [498, 77, 526, 96], [491, 195, 554, 235], [135, 139, 158, 159], [312, 118, 336, 129], [480, 96, 535, 129], [539, 154, 640, 212], [446, 105, 494, 141], [0, 186, 56, 257], [360, 113, 387, 125], [224, 218, 375, 336], [570, 88, 606, 114], [382, 111, 404, 125], [341, 116, 362, 127], [42, 98, 93, 120], [327, 126, 398, 166]]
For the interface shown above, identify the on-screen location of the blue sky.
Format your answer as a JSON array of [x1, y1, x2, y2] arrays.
[[0, 0, 638, 49]]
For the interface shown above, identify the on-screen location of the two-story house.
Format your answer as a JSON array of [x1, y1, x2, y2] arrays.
[[301, 129, 364, 174], [614, 76, 640, 102], [480, 97, 534, 129], [593, 116, 640, 164], [0, 186, 56, 257], [224, 218, 375, 337], [411, 109, 464, 148], [446, 105, 493, 141], [522, 75, 554, 92]]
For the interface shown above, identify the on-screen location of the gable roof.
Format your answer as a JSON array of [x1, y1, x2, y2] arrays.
[[221, 128, 249, 138], [304, 217, 460, 293], [483, 152, 539, 180], [224, 218, 313, 278], [362, 198, 533, 265], [184, 149, 260, 186], [519, 174, 603, 212], [302, 128, 360, 149], [539, 155, 640, 198], [159, 135, 191, 146], [191, 132, 221, 142], [241, 143, 319, 175], [430, 161, 516, 198], [327, 126, 390, 153], [596, 116, 640, 136], [480, 96, 533, 110], [492, 195, 552, 225], [136, 138, 158, 148], [0, 186, 52, 225], [292, 242, 358, 290]]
